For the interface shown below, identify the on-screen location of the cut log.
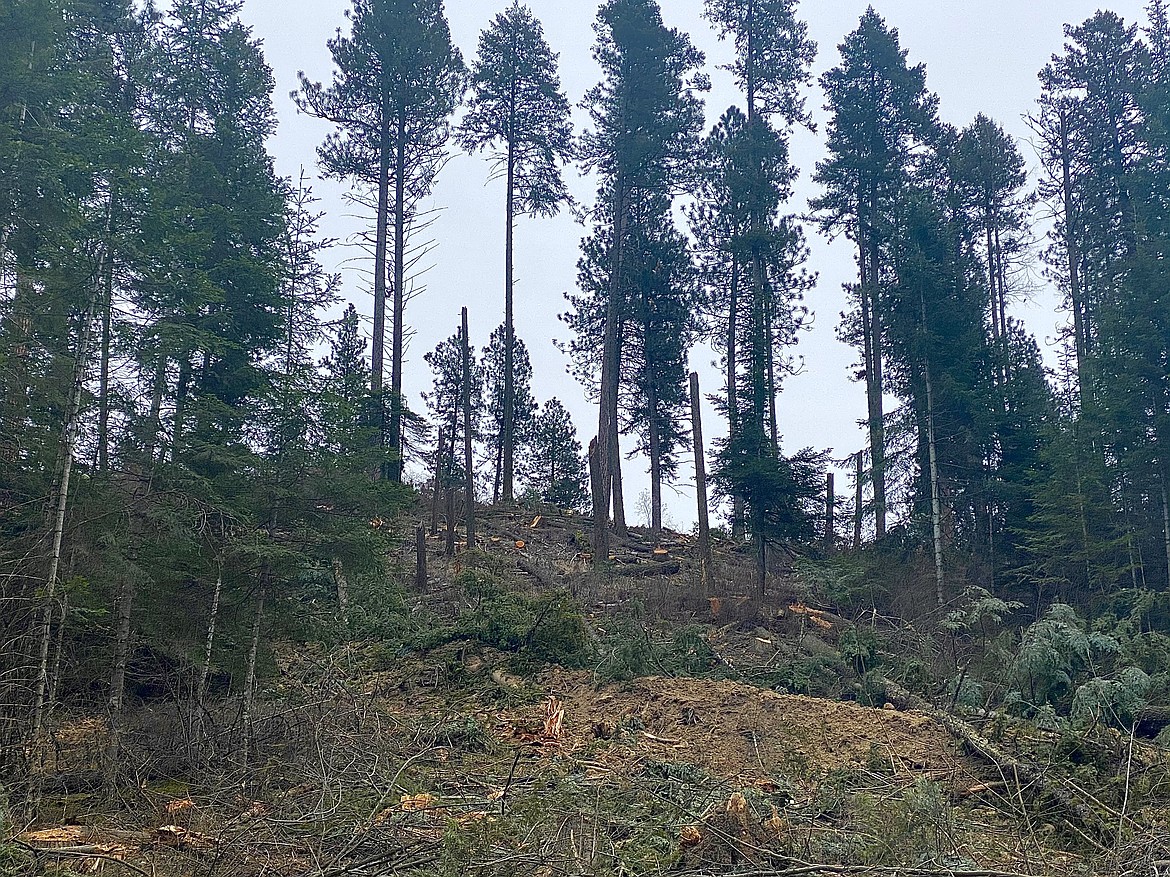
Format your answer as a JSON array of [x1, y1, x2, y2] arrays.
[[614, 561, 681, 578]]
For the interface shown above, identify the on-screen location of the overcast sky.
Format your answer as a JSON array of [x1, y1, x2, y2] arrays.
[[237, 0, 1148, 527]]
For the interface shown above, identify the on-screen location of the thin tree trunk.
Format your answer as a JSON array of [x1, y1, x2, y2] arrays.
[[690, 373, 713, 595], [647, 364, 662, 536], [728, 258, 744, 539], [854, 451, 864, 550], [197, 562, 222, 717], [241, 583, 265, 774], [825, 472, 835, 550], [922, 290, 945, 606], [389, 115, 407, 481], [371, 116, 391, 467], [104, 576, 134, 777], [611, 426, 627, 534], [331, 559, 349, 618], [32, 296, 95, 742], [97, 252, 113, 473], [431, 428, 444, 535], [171, 357, 191, 461], [503, 133, 517, 501], [47, 593, 68, 709], [461, 307, 475, 549], [1059, 107, 1089, 395], [594, 178, 626, 566], [445, 487, 456, 557], [415, 524, 427, 591], [865, 231, 887, 540]]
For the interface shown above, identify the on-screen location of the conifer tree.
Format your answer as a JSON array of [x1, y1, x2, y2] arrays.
[[295, 0, 464, 479], [811, 8, 940, 541], [458, 2, 573, 501], [578, 0, 706, 565], [481, 324, 537, 503], [524, 398, 588, 510]]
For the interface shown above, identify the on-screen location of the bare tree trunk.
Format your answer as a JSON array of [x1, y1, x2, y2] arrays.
[[197, 562, 223, 717], [371, 115, 391, 467], [922, 291, 945, 607], [825, 472, 835, 550], [388, 115, 408, 481], [97, 253, 113, 473], [461, 307, 475, 549], [331, 558, 349, 618], [503, 135, 517, 501], [1059, 107, 1089, 394], [431, 428, 445, 535], [594, 178, 626, 567], [690, 373, 713, 595], [853, 451, 864, 550], [727, 259, 745, 539], [647, 374, 662, 537], [863, 230, 887, 539], [415, 524, 427, 591], [104, 576, 134, 777], [32, 296, 95, 742], [611, 425, 627, 535], [47, 593, 68, 709], [241, 583, 265, 774], [445, 487, 456, 557]]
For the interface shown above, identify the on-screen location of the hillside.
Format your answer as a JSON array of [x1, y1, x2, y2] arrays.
[[9, 505, 1170, 877]]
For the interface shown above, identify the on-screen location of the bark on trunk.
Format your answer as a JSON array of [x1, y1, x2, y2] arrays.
[[240, 583, 265, 773], [197, 563, 223, 717], [594, 179, 626, 567], [372, 115, 391, 465], [415, 524, 428, 591], [647, 372, 662, 537], [388, 113, 408, 481], [104, 577, 134, 776], [503, 135, 517, 501], [1059, 107, 1089, 394], [97, 252, 113, 473], [853, 451, 864, 550], [445, 487, 456, 557], [690, 373, 713, 595], [461, 307, 475, 549], [727, 258, 745, 539], [33, 296, 95, 742]]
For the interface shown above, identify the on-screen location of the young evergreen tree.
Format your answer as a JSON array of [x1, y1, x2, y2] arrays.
[[524, 398, 588, 510], [295, 0, 464, 480], [458, 2, 573, 502], [423, 327, 484, 485], [480, 324, 537, 503]]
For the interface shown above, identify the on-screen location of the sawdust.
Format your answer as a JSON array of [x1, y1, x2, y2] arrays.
[[520, 669, 979, 784]]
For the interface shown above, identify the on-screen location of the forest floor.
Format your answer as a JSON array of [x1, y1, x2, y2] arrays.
[[10, 505, 1170, 876]]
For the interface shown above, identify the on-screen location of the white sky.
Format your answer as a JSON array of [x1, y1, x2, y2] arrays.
[[238, 0, 1149, 528]]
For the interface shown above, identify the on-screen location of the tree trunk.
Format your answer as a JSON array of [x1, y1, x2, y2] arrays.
[[97, 252, 113, 473], [445, 487, 456, 557], [594, 178, 626, 566], [728, 258, 745, 539], [144, 358, 165, 465], [104, 576, 134, 777], [388, 113, 407, 481], [47, 593, 68, 710], [1161, 473, 1170, 590], [825, 472, 835, 550], [864, 231, 887, 540], [431, 428, 444, 535], [853, 451, 864, 550], [197, 562, 222, 717], [372, 115, 391, 469], [415, 524, 427, 591], [331, 558, 349, 619], [171, 356, 191, 461], [922, 291, 945, 606], [461, 307, 475, 549], [647, 369, 662, 537], [611, 413, 627, 535], [241, 583, 265, 774], [32, 295, 95, 742], [503, 135, 517, 501], [1059, 107, 1089, 395], [690, 373, 713, 595]]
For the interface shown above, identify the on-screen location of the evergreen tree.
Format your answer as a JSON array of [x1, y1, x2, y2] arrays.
[[423, 327, 484, 484], [480, 324, 537, 503], [578, 0, 706, 564], [523, 398, 588, 510], [458, 2, 573, 501], [295, 0, 464, 480], [811, 7, 940, 540]]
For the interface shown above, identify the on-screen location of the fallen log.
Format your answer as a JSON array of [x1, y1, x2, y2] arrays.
[[613, 561, 681, 578], [880, 678, 1110, 842]]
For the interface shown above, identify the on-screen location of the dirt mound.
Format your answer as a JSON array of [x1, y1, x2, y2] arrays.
[[523, 669, 981, 785]]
